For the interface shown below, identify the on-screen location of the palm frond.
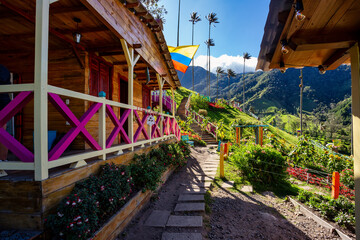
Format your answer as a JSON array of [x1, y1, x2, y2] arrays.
[[216, 67, 225, 75], [243, 52, 251, 60], [206, 12, 219, 25], [205, 38, 215, 47], [227, 69, 236, 78], [189, 12, 201, 23]]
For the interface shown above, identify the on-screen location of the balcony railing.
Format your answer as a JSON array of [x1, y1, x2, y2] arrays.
[[0, 84, 181, 179], [151, 92, 176, 113], [184, 94, 217, 140]]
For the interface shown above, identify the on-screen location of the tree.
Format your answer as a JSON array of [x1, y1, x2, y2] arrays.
[[140, 0, 168, 22], [216, 67, 225, 99], [189, 12, 201, 91], [242, 52, 251, 110], [205, 38, 215, 97], [205, 13, 219, 98], [226, 69, 236, 100]]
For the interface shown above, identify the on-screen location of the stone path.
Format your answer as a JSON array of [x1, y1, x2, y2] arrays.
[[160, 145, 219, 239], [120, 146, 219, 240]]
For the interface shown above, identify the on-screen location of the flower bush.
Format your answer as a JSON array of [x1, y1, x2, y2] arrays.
[[229, 144, 287, 185], [46, 141, 191, 239], [297, 189, 355, 231]]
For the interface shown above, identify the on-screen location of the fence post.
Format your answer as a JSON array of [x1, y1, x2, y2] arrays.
[[220, 144, 224, 178], [332, 171, 340, 199]]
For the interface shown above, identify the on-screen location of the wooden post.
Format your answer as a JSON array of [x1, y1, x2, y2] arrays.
[[220, 143, 224, 178], [331, 171, 340, 199], [254, 127, 259, 145], [34, 0, 51, 181], [259, 127, 264, 146], [236, 127, 239, 144], [350, 42, 360, 239], [171, 87, 175, 117], [98, 95, 106, 160], [240, 127, 243, 143], [121, 39, 140, 150], [157, 74, 164, 137]]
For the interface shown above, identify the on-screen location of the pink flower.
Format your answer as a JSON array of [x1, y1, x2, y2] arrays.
[[70, 223, 74, 228], [85, 218, 89, 223], [121, 172, 125, 175], [57, 212, 64, 217], [100, 186, 105, 191]]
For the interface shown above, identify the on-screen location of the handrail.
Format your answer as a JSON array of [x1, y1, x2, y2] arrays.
[[0, 85, 182, 179], [184, 93, 218, 140]]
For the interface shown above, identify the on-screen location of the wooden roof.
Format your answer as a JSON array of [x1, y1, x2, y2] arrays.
[[0, 0, 179, 89], [257, 0, 360, 71]]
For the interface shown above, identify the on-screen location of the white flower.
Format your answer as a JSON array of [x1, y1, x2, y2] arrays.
[[57, 212, 64, 217], [72, 202, 76, 206], [66, 201, 70, 205], [59, 232, 64, 236]]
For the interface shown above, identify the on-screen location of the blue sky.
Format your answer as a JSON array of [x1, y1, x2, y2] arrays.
[[160, 0, 271, 72]]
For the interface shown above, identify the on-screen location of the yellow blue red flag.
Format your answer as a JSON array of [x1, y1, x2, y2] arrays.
[[168, 45, 200, 73]]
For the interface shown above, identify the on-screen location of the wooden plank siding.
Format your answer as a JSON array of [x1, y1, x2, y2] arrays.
[[79, 0, 176, 88], [0, 139, 176, 231]]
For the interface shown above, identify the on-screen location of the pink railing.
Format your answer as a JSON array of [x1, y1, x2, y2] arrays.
[[152, 94, 176, 113], [184, 94, 217, 140], [0, 85, 181, 178]]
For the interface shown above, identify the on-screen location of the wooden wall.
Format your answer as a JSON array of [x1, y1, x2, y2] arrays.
[[0, 139, 176, 231], [1, 49, 149, 155]]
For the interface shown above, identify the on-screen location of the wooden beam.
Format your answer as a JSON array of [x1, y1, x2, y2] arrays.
[[141, 18, 153, 23], [50, 5, 88, 14], [57, 26, 109, 35], [99, 51, 124, 56], [133, 43, 142, 49], [323, 48, 351, 70], [125, 1, 140, 8], [0, 0, 85, 50], [135, 11, 148, 16], [113, 61, 127, 65], [87, 45, 122, 52], [72, 45, 85, 69]]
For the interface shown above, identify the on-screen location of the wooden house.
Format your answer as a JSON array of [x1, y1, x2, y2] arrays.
[[256, 0, 360, 237], [0, 0, 182, 233]]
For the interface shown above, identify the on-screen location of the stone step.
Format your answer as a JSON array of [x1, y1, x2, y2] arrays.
[[174, 203, 205, 212], [161, 233, 202, 240], [178, 194, 205, 202], [183, 188, 206, 194], [166, 215, 202, 227], [144, 210, 171, 227]]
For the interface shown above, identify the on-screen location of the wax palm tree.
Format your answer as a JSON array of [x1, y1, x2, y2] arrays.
[[227, 69, 236, 100], [205, 39, 215, 97], [216, 67, 225, 99], [242, 52, 251, 110], [189, 12, 201, 91], [205, 13, 219, 98]]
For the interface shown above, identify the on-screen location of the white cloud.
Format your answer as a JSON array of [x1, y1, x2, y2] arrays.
[[192, 54, 258, 74]]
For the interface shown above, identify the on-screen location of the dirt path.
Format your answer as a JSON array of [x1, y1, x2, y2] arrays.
[[119, 146, 346, 240], [206, 187, 342, 240]]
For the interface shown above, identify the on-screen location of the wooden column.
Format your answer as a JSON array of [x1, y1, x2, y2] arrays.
[[171, 88, 175, 117], [121, 39, 140, 150], [350, 42, 360, 239], [34, 0, 51, 181], [157, 74, 164, 136]]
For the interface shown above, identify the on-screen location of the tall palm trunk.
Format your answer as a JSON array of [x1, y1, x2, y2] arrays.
[[217, 74, 219, 99], [243, 59, 245, 110], [208, 23, 211, 98], [177, 0, 181, 46], [191, 22, 194, 91], [209, 46, 211, 97]]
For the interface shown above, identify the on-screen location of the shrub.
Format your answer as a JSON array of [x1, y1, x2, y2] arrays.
[[340, 169, 354, 189], [47, 141, 190, 239], [296, 190, 355, 231], [229, 144, 287, 185]]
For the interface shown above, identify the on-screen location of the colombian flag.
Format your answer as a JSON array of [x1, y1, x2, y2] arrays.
[[168, 45, 200, 73]]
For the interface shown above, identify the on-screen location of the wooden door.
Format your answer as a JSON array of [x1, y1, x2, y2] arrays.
[[142, 86, 150, 109]]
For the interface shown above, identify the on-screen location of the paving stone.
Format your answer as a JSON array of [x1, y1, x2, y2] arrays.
[[221, 181, 234, 189], [144, 210, 171, 227], [161, 232, 202, 240], [174, 203, 205, 212], [178, 194, 204, 202], [241, 185, 253, 192], [166, 215, 203, 227], [195, 176, 214, 182]]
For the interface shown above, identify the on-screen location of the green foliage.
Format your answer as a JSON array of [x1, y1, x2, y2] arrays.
[[288, 138, 353, 173], [340, 169, 354, 189], [190, 94, 209, 112], [229, 144, 287, 185], [46, 142, 191, 239], [297, 189, 355, 230]]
